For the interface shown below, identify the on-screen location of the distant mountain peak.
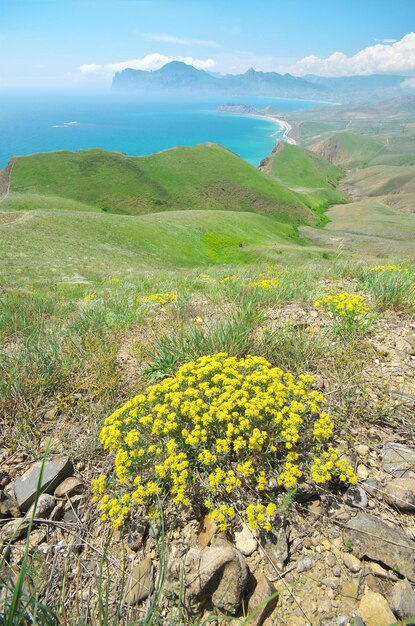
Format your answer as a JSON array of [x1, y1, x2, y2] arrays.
[[112, 62, 412, 103]]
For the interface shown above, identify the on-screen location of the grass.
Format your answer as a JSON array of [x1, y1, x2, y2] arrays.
[[0, 209, 304, 289], [1, 107, 415, 624], [359, 268, 415, 313], [311, 131, 384, 167], [8, 145, 313, 224], [262, 143, 346, 223]]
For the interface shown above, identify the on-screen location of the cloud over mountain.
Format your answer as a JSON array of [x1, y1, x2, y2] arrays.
[[289, 32, 415, 76], [79, 53, 216, 75]]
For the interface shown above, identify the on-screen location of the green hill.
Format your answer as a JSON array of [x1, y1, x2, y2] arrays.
[[0, 208, 306, 286], [311, 131, 384, 167], [7, 144, 313, 225], [260, 142, 346, 219]]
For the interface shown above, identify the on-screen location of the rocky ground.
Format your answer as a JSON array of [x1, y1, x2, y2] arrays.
[[1, 293, 414, 625]]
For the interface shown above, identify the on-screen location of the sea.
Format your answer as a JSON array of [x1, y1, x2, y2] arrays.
[[0, 93, 321, 169]]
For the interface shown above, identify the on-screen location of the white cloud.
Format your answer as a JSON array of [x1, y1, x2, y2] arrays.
[[78, 63, 103, 74], [78, 53, 216, 76], [401, 77, 415, 89], [289, 32, 415, 76], [373, 37, 397, 44], [146, 33, 220, 48]]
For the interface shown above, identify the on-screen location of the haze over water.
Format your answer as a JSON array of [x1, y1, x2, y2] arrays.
[[0, 93, 319, 168]]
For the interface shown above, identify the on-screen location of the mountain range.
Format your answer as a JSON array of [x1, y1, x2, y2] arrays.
[[112, 61, 412, 103]]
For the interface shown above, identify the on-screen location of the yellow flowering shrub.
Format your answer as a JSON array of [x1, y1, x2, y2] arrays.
[[93, 353, 356, 531], [368, 265, 405, 272], [197, 273, 216, 283], [247, 279, 280, 289], [83, 292, 96, 302], [221, 276, 239, 283], [138, 293, 176, 305], [315, 292, 369, 320]]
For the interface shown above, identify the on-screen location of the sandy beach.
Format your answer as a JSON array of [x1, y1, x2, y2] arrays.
[[247, 114, 297, 145], [220, 110, 297, 146]]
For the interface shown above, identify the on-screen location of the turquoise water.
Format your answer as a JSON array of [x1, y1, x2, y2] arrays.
[[0, 93, 319, 168]]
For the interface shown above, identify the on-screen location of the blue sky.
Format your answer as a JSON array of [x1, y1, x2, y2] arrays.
[[1, 0, 414, 89]]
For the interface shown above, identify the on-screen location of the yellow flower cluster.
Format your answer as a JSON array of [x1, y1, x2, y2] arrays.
[[310, 447, 357, 485], [247, 279, 280, 289], [315, 292, 369, 319], [197, 273, 216, 283], [83, 292, 96, 302], [368, 265, 405, 272], [95, 353, 356, 530], [221, 276, 239, 282], [138, 292, 176, 305], [208, 504, 236, 532], [246, 502, 277, 531]]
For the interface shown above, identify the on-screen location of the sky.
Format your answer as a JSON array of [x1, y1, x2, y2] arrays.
[[1, 0, 415, 89]]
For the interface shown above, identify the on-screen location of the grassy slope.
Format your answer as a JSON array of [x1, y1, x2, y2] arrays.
[[262, 143, 346, 219], [0, 209, 302, 286], [8, 145, 313, 225], [311, 131, 384, 167]]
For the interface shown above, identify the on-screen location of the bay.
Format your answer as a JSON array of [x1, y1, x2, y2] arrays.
[[0, 92, 319, 168]]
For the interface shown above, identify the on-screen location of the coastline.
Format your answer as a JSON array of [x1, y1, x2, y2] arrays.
[[219, 110, 297, 146]]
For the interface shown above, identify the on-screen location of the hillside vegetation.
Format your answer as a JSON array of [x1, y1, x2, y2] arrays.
[[7, 144, 313, 224], [1, 97, 415, 626], [260, 142, 346, 218], [311, 131, 384, 167]]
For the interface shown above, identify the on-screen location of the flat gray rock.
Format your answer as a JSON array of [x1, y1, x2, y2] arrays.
[[381, 442, 415, 478], [390, 578, 415, 619], [12, 456, 73, 512], [343, 512, 415, 581], [124, 557, 154, 605], [383, 478, 415, 512]]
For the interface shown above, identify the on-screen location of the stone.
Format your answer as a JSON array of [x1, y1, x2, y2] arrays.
[[246, 571, 277, 626], [343, 512, 415, 581], [343, 553, 361, 573], [381, 442, 415, 478], [340, 579, 360, 600], [63, 494, 83, 523], [234, 523, 257, 556], [211, 544, 249, 614], [296, 558, 315, 573], [29, 529, 47, 547], [321, 578, 339, 590], [260, 521, 289, 570], [26, 494, 55, 519], [405, 332, 415, 350], [361, 478, 383, 499], [198, 514, 218, 548], [383, 478, 415, 512], [294, 481, 318, 502], [390, 579, 415, 619], [366, 561, 397, 580], [1, 518, 29, 542], [149, 521, 161, 538], [343, 486, 368, 509], [124, 557, 154, 605], [12, 456, 73, 512], [0, 470, 10, 489], [396, 337, 415, 356], [164, 536, 249, 615], [54, 476, 83, 498], [0, 494, 21, 518], [333, 565, 341, 577], [358, 591, 395, 626], [356, 465, 369, 481], [355, 444, 370, 457], [127, 521, 147, 552]]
